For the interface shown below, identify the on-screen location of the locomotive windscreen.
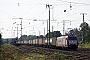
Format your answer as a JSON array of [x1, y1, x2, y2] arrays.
[[68, 37, 77, 40], [68, 36, 77, 44]]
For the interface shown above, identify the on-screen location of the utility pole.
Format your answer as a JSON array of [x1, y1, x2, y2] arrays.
[[17, 24, 19, 41], [39, 19, 49, 47], [46, 4, 52, 49], [63, 20, 65, 35], [12, 18, 23, 43], [52, 26, 54, 37], [80, 13, 87, 43], [47, 19, 48, 48], [39, 31, 40, 36], [20, 18, 23, 43], [44, 27, 45, 36], [62, 20, 70, 35], [52, 26, 53, 32]]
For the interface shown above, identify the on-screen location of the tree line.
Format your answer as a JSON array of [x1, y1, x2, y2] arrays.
[[75, 22, 90, 43], [19, 22, 90, 43], [0, 22, 90, 44], [19, 31, 61, 40]]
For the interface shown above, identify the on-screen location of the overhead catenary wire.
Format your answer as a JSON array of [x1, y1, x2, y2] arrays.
[[54, 0, 90, 21], [57, 0, 90, 5], [1, 0, 89, 20], [1, 0, 90, 38], [21, 0, 43, 17], [33, 8, 47, 20], [54, 0, 82, 20]]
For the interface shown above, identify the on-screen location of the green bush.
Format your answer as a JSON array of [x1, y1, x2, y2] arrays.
[[79, 42, 90, 48]]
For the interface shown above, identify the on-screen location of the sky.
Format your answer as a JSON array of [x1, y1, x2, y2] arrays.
[[0, 0, 90, 38]]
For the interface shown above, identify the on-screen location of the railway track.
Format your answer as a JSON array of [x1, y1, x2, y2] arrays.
[[11, 45, 90, 60]]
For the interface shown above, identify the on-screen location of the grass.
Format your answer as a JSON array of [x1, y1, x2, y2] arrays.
[[79, 42, 90, 48], [1, 42, 90, 60], [0, 44, 48, 60], [0, 44, 21, 60], [0, 44, 75, 60]]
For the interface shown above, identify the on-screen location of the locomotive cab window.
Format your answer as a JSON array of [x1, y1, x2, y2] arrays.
[[68, 37, 77, 44], [68, 37, 77, 40]]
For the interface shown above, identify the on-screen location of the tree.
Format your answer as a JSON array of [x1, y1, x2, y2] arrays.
[[80, 22, 89, 31], [74, 28, 82, 37], [20, 35, 28, 40], [19, 35, 37, 40], [80, 22, 90, 43], [45, 31, 61, 38], [85, 27, 90, 42]]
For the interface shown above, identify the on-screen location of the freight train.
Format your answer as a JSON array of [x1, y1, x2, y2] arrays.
[[16, 35, 78, 50]]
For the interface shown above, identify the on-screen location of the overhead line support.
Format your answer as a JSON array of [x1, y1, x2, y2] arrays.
[[46, 4, 52, 50]]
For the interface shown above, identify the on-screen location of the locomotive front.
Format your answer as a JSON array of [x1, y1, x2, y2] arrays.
[[68, 36, 78, 49]]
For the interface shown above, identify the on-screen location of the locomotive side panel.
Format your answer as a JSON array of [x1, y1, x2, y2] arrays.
[[56, 37, 62, 47], [56, 36, 68, 48], [62, 36, 68, 47]]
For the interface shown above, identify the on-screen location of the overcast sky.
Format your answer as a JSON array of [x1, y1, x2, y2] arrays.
[[0, 0, 90, 38]]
